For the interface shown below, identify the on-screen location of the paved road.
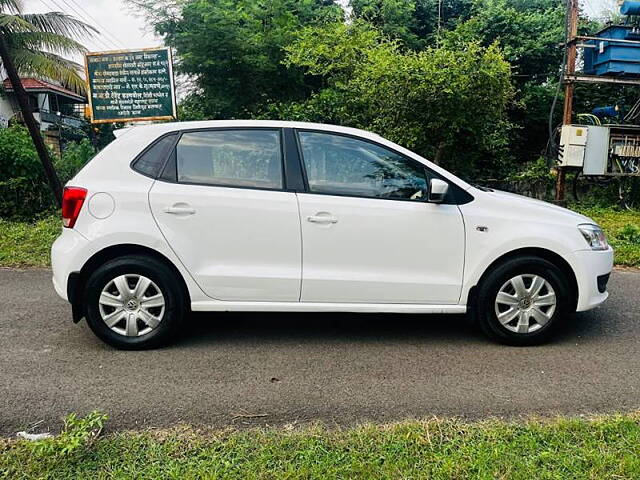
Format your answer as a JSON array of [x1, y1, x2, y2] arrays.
[[1, 268, 639, 436]]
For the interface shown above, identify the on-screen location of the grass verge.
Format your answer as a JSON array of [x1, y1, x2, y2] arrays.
[[2, 412, 640, 479], [0, 207, 638, 268], [575, 206, 640, 267], [0, 214, 60, 268]]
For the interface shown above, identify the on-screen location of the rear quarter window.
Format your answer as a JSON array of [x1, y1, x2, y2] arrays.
[[132, 133, 178, 178]]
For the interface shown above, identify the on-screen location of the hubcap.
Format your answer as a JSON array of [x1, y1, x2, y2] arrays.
[[98, 274, 165, 337], [494, 274, 556, 334]]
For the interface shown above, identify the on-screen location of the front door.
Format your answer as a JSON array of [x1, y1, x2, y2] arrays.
[[149, 128, 301, 302], [295, 131, 465, 304]]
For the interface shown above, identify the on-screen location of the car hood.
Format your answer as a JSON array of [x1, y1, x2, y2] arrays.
[[482, 188, 595, 226]]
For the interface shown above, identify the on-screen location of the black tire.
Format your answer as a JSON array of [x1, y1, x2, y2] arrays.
[[474, 255, 573, 346], [84, 255, 186, 350]]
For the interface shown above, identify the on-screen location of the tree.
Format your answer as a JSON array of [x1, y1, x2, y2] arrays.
[[438, 0, 566, 168], [350, 0, 474, 49], [130, 0, 343, 120], [273, 22, 514, 177], [0, 0, 94, 205]]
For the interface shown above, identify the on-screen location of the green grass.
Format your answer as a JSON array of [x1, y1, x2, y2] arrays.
[[0, 214, 60, 268], [2, 413, 640, 479], [0, 207, 638, 268], [574, 206, 640, 267]]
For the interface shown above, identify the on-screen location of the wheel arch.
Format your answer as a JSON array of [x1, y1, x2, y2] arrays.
[[68, 244, 192, 323], [466, 247, 579, 312]]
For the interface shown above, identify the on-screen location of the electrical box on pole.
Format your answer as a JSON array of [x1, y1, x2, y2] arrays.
[[553, 0, 640, 202], [558, 124, 640, 175]]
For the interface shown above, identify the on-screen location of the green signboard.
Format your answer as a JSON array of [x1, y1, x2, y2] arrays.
[[85, 47, 177, 124]]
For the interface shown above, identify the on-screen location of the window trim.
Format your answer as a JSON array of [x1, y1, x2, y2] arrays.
[[293, 128, 473, 205], [150, 127, 289, 193]]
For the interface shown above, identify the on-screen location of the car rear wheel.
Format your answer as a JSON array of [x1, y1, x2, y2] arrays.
[[475, 256, 572, 346], [84, 255, 185, 350]]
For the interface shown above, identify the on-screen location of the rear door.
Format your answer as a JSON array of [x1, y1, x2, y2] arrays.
[[149, 128, 302, 302], [295, 130, 466, 304]]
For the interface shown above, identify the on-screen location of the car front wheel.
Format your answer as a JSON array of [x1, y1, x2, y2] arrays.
[[475, 256, 572, 346]]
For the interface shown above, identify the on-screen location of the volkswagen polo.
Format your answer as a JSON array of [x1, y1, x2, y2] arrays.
[[51, 120, 613, 349]]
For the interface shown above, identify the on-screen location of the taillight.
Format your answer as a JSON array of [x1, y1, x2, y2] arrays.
[[62, 187, 87, 228]]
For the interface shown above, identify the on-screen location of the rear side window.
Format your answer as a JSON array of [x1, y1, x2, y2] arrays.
[[132, 133, 178, 178], [176, 129, 283, 189]]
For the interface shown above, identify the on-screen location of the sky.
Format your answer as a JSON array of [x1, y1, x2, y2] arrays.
[[23, 0, 162, 58]]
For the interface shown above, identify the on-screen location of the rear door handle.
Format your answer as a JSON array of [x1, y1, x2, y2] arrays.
[[164, 204, 196, 215], [307, 214, 338, 224]]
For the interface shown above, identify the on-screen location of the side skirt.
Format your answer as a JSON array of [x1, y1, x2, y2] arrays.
[[190, 301, 467, 314]]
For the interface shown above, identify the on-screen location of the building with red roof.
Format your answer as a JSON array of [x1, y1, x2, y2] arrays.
[[1, 77, 88, 155]]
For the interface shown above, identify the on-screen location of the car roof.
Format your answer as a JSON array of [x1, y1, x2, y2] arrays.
[[113, 120, 385, 141]]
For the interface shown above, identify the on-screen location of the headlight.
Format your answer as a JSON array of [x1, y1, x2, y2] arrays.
[[578, 224, 609, 251]]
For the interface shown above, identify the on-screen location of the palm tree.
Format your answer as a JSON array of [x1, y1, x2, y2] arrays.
[[0, 0, 95, 205]]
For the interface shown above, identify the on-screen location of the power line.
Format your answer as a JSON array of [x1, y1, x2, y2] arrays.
[[41, 0, 114, 50], [55, 0, 121, 49], [57, 0, 122, 49], [582, 0, 598, 18], [44, 0, 120, 51], [63, 0, 127, 49]]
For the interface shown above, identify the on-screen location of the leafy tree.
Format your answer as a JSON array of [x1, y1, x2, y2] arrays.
[[0, 0, 94, 205], [350, 0, 474, 49], [439, 0, 566, 169], [273, 22, 514, 177], [440, 0, 619, 170], [131, 0, 629, 182], [131, 0, 343, 119]]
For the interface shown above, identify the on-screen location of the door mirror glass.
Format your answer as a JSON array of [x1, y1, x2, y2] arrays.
[[428, 178, 449, 203]]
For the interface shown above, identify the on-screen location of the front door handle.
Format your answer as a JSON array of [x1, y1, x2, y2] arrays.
[[307, 214, 338, 224], [164, 204, 196, 215]]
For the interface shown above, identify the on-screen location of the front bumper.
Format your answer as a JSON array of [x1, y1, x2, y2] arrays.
[[572, 247, 614, 312]]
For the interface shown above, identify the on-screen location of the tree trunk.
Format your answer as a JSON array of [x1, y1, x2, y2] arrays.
[[433, 142, 446, 166], [0, 34, 63, 207]]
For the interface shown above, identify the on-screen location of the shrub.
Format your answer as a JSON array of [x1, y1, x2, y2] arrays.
[[0, 126, 95, 220], [619, 223, 640, 245], [56, 139, 96, 184], [0, 125, 53, 219]]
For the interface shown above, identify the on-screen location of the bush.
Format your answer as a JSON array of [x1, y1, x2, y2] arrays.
[[0, 125, 52, 219], [56, 139, 96, 184], [0, 126, 95, 220], [619, 223, 640, 245]]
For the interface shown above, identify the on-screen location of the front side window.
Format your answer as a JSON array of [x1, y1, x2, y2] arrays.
[[176, 129, 283, 189], [298, 131, 428, 201]]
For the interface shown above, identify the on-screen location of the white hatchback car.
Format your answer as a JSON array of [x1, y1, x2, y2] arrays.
[[52, 120, 613, 349]]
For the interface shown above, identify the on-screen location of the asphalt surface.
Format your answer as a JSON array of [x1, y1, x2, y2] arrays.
[[1, 268, 639, 436]]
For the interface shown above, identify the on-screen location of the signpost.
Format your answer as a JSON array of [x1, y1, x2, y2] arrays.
[[85, 47, 177, 124]]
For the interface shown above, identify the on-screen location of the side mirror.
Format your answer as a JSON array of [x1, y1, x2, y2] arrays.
[[428, 178, 449, 203]]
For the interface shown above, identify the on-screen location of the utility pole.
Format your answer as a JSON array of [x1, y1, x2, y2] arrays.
[[555, 0, 579, 203]]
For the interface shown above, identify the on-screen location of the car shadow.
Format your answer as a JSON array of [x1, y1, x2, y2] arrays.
[[174, 309, 600, 349]]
